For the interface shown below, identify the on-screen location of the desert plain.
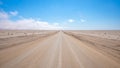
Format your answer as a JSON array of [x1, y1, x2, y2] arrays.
[[0, 30, 120, 68]]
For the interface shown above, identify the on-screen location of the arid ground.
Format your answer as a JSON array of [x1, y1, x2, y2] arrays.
[[0, 30, 120, 68]]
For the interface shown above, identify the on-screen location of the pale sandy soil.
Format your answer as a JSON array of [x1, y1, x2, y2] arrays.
[[66, 30, 120, 40], [0, 30, 57, 38], [0, 30, 57, 49], [0, 30, 120, 68]]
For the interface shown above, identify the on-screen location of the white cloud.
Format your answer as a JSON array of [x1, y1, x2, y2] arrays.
[[0, 11, 63, 30], [10, 11, 18, 16], [68, 19, 75, 23], [53, 23, 59, 26], [80, 19, 86, 23], [0, 11, 9, 19], [0, 18, 63, 30]]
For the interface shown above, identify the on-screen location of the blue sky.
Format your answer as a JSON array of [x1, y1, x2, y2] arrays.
[[0, 0, 120, 30]]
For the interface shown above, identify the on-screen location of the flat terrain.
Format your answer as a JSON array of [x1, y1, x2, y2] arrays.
[[0, 30, 120, 68]]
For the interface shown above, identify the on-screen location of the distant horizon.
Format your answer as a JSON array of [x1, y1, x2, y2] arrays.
[[0, 29, 120, 31]]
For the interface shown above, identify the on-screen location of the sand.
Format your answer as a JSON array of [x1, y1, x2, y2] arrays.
[[65, 30, 120, 40]]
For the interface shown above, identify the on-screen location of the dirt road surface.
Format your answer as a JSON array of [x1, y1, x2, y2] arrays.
[[0, 31, 120, 68]]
